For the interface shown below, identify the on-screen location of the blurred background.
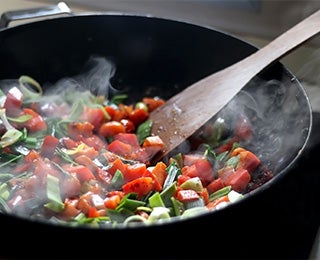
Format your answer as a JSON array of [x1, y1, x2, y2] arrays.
[[4, 0, 319, 111]]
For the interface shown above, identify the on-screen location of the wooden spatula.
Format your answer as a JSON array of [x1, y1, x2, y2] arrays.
[[149, 8, 320, 160]]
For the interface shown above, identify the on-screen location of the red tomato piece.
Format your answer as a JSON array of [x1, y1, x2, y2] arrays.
[[22, 108, 47, 132], [206, 178, 225, 194], [142, 97, 165, 112], [224, 168, 251, 193], [231, 147, 261, 173], [67, 165, 96, 183], [122, 176, 154, 198], [99, 121, 126, 137], [81, 107, 107, 131], [108, 139, 132, 158], [107, 158, 128, 176], [124, 163, 148, 183], [114, 133, 140, 147], [150, 161, 167, 187], [176, 189, 200, 202], [40, 135, 59, 159], [128, 108, 148, 127]]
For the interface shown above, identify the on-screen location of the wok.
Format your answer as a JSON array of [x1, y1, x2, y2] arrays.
[[0, 3, 313, 259]]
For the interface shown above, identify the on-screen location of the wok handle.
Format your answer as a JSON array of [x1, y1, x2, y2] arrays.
[[0, 2, 72, 29]]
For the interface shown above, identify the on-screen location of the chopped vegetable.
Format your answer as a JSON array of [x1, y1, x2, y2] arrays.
[[0, 75, 273, 228]]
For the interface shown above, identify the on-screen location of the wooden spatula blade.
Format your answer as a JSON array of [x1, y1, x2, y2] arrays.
[[149, 8, 320, 160]]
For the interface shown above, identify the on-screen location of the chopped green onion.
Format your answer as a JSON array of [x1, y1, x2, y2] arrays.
[[44, 174, 64, 213], [163, 162, 180, 190], [148, 192, 165, 208], [18, 75, 43, 102], [209, 185, 232, 202]]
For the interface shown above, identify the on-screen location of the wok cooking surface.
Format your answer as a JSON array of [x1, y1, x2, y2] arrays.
[[0, 2, 319, 259]]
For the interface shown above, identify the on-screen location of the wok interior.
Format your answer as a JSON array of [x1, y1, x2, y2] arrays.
[[0, 14, 311, 226]]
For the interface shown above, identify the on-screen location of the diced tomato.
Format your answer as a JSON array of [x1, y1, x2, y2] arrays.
[[40, 135, 59, 159], [104, 194, 121, 210], [218, 166, 235, 182], [143, 170, 162, 191], [67, 165, 96, 183], [128, 108, 148, 127], [206, 178, 225, 194], [24, 149, 40, 163], [60, 175, 81, 198], [224, 168, 251, 193], [183, 153, 203, 166], [177, 174, 191, 186], [120, 119, 135, 133], [231, 147, 260, 173], [61, 137, 78, 149], [142, 97, 165, 112], [150, 161, 167, 187], [108, 139, 132, 158], [122, 176, 154, 198], [81, 107, 107, 131], [34, 157, 61, 179], [114, 133, 140, 147], [107, 158, 128, 176], [215, 137, 239, 154], [142, 135, 164, 160], [182, 158, 214, 186], [22, 108, 47, 132], [59, 198, 80, 220], [74, 154, 98, 172], [124, 163, 147, 183], [96, 168, 112, 186], [99, 121, 126, 137], [199, 188, 210, 205], [67, 122, 94, 138], [176, 189, 200, 202], [80, 135, 106, 151]]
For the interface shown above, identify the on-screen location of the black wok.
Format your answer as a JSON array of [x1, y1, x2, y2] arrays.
[[0, 5, 314, 259]]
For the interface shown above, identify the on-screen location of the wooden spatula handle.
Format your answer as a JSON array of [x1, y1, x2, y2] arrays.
[[150, 8, 320, 160]]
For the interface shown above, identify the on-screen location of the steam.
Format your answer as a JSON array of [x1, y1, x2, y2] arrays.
[[44, 56, 118, 98]]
